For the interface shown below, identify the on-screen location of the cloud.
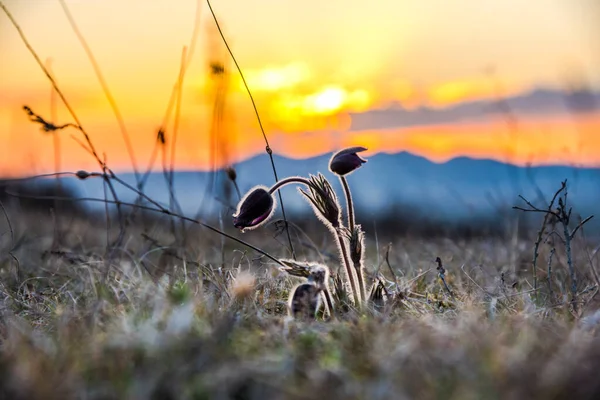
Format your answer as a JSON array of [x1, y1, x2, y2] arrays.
[[242, 62, 311, 92], [348, 87, 600, 131]]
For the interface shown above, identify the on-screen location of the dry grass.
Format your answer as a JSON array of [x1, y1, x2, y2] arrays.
[[0, 209, 599, 400], [2, 1, 598, 398]]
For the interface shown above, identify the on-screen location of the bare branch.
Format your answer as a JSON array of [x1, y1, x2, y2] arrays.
[[571, 215, 594, 239]]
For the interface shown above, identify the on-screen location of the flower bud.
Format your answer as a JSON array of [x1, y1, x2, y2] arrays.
[[232, 186, 275, 231], [329, 146, 368, 176]]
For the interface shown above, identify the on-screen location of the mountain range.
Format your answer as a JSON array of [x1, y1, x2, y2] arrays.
[[61, 151, 600, 232]]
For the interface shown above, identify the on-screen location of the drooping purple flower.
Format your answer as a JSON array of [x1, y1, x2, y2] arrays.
[[232, 186, 275, 231], [329, 146, 368, 176]]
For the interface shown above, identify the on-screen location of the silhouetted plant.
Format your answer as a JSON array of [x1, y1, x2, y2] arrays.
[[288, 263, 331, 320], [280, 260, 335, 316], [232, 147, 372, 314], [345, 224, 367, 301], [514, 180, 594, 313]]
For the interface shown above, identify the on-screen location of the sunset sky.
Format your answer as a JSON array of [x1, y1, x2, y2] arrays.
[[1, 0, 599, 177]]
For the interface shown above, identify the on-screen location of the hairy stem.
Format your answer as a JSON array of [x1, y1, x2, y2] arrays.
[[323, 289, 335, 319], [268, 176, 312, 195], [269, 176, 361, 307], [340, 176, 355, 232], [336, 231, 362, 308], [340, 176, 366, 299], [354, 258, 367, 303]]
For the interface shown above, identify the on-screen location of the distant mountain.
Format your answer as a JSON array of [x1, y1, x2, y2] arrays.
[[63, 151, 600, 231]]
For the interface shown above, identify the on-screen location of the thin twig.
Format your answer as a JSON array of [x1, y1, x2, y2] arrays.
[[58, 0, 141, 183], [1, 3, 99, 164], [384, 243, 398, 284], [547, 247, 555, 302], [2, 3, 127, 251], [0, 200, 21, 281], [4, 189, 287, 269], [514, 180, 594, 313], [206, 0, 295, 260], [436, 257, 454, 297], [571, 215, 594, 238]]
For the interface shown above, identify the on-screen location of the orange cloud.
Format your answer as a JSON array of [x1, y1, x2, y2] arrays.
[[2, 105, 599, 178], [243, 62, 311, 92], [345, 113, 600, 167], [427, 78, 500, 107]]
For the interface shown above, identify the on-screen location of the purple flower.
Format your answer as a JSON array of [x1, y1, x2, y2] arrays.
[[329, 146, 368, 176], [232, 186, 275, 231]]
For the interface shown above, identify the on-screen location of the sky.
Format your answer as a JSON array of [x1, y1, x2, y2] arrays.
[[0, 0, 599, 177]]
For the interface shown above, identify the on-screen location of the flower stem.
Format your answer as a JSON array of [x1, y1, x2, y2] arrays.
[[340, 176, 366, 300], [269, 175, 361, 308], [336, 230, 362, 308], [323, 289, 335, 319], [268, 176, 312, 195], [340, 176, 355, 231], [354, 260, 366, 302]]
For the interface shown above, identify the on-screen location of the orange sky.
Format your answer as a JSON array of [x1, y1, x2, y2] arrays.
[[1, 0, 599, 177]]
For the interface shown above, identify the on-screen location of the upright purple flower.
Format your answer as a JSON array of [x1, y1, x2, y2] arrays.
[[232, 186, 275, 231], [329, 146, 368, 176]]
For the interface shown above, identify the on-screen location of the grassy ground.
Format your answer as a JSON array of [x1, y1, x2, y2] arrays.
[[1, 208, 600, 400], [2, 1, 598, 397]]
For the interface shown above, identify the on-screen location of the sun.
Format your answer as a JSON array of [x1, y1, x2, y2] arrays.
[[244, 62, 310, 92], [308, 87, 346, 115]]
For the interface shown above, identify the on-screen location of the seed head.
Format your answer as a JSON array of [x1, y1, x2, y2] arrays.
[[307, 264, 330, 291], [347, 225, 365, 265], [279, 260, 330, 289], [232, 186, 275, 231], [329, 146, 368, 176], [157, 129, 166, 145], [299, 173, 341, 229], [225, 166, 237, 182], [230, 270, 256, 301], [279, 259, 313, 278], [75, 170, 91, 180]]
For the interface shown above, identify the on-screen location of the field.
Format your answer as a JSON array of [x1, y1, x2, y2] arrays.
[[2, 2, 600, 398], [1, 192, 600, 400]]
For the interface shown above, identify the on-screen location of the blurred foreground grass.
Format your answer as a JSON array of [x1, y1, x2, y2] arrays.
[[1, 209, 600, 400]]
